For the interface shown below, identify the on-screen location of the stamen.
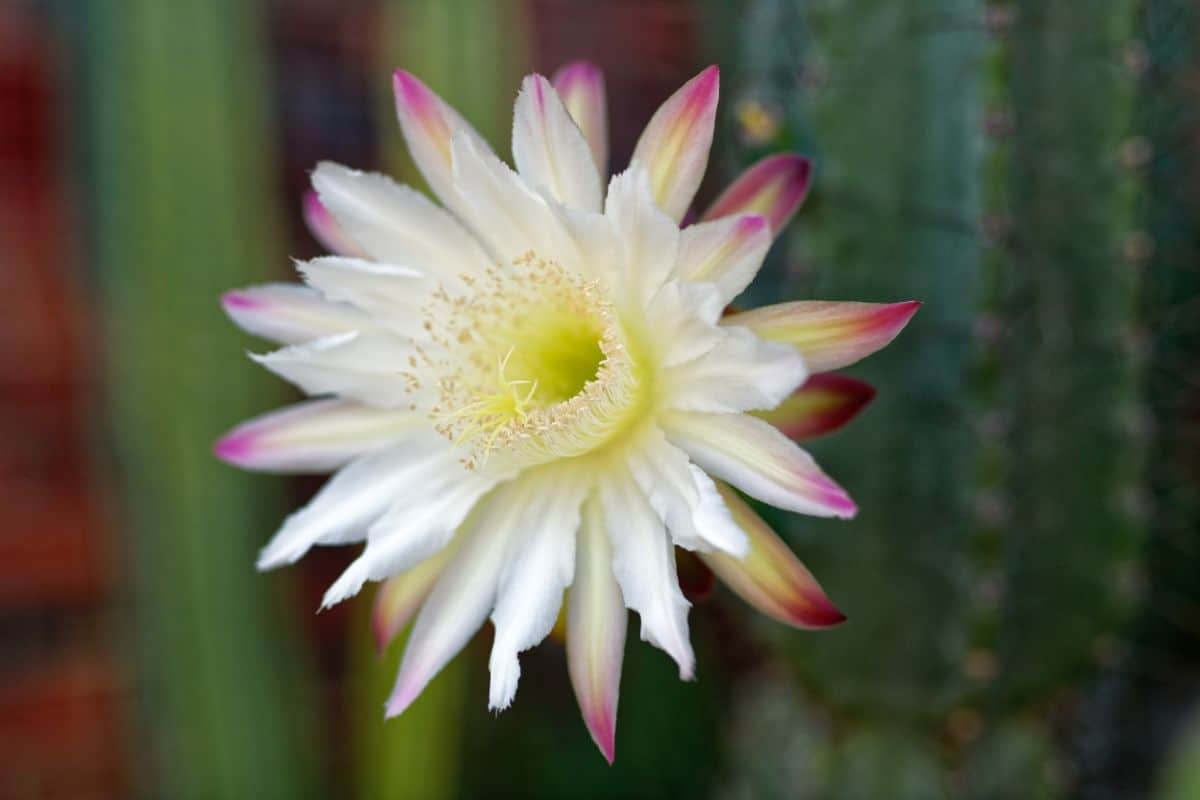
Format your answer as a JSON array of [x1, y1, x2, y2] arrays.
[[422, 252, 644, 468]]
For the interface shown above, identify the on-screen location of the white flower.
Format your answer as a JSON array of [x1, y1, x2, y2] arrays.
[[217, 62, 918, 763]]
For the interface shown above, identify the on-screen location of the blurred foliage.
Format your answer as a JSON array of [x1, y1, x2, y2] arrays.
[[74, 0, 322, 797]]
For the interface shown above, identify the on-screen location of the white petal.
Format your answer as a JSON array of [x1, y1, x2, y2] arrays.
[[222, 284, 366, 345], [605, 166, 680, 302], [320, 453, 514, 609], [645, 281, 724, 368], [391, 70, 494, 215], [552, 61, 609, 176], [214, 398, 419, 473], [311, 162, 493, 282], [488, 466, 590, 710], [255, 432, 446, 570], [450, 132, 579, 266], [661, 411, 858, 519], [625, 427, 747, 556], [512, 75, 603, 212], [567, 494, 626, 763], [675, 214, 771, 304], [662, 325, 808, 413], [296, 256, 432, 339], [386, 474, 552, 716], [250, 330, 421, 408], [595, 467, 694, 679]]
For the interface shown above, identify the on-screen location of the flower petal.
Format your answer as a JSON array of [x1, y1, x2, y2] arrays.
[[303, 190, 363, 256], [372, 542, 458, 653], [631, 65, 719, 221], [605, 166, 680, 301], [702, 154, 812, 238], [311, 162, 492, 283], [295, 256, 431, 339], [596, 467, 694, 679], [255, 433, 448, 570], [662, 411, 857, 519], [552, 61, 608, 175], [214, 398, 419, 474], [725, 300, 921, 373], [221, 284, 365, 345], [450, 132, 578, 265], [488, 466, 589, 710], [512, 74, 604, 212], [385, 474, 557, 716], [320, 453, 512, 609], [391, 70, 492, 213], [663, 325, 808, 413], [752, 373, 876, 441], [250, 330, 420, 408], [676, 213, 771, 304], [701, 483, 847, 628], [567, 495, 627, 764], [626, 427, 748, 556]]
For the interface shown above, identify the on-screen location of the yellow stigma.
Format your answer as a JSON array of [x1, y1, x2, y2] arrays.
[[423, 253, 642, 467]]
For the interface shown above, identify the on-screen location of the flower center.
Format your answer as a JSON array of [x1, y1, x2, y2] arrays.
[[424, 253, 642, 468]]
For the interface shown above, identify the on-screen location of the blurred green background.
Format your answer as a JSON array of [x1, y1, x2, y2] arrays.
[[3, 0, 1199, 797]]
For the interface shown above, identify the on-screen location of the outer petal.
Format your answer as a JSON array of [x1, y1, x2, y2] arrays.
[[605, 166, 680, 301], [221, 284, 365, 345], [702, 154, 812, 238], [625, 427, 748, 556], [663, 325, 808, 413], [311, 162, 492, 282], [676, 213, 771, 304], [250, 330, 420, 408], [391, 70, 493, 213], [552, 61, 608, 175], [725, 300, 921, 373], [303, 190, 363, 256], [701, 483, 847, 628], [752, 373, 876, 441], [385, 474, 558, 716], [488, 466, 590, 710], [596, 467, 694, 679], [512, 74, 604, 212], [214, 398, 419, 473], [567, 495, 627, 764], [662, 411, 857, 519], [320, 452, 512, 609], [372, 539, 459, 653], [255, 434, 447, 570], [630, 65, 719, 221]]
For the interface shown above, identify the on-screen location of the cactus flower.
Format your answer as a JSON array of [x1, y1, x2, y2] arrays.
[[216, 62, 918, 763]]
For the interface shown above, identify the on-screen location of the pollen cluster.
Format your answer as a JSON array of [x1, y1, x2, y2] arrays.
[[421, 253, 642, 468]]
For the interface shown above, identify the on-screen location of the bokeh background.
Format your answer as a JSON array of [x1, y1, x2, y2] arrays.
[[3, 0, 1200, 797]]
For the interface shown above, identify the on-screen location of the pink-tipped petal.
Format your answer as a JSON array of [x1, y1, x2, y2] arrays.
[[512, 74, 604, 211], [702, 154, 812, 238], [663, 411, 857, 519], [725, 300, 921, 373], [372, 543, 458, 653], [552, 61, 609, 175], [753, 373, 876, 441], [676, 213, 771, 303], [214, 398, 418, 474], [302, 190, 362, 256], [221, 284, 365, 345], [392, 70, 491, 212], [631, 65, 720, 222], [702, 483, 847, 629]]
